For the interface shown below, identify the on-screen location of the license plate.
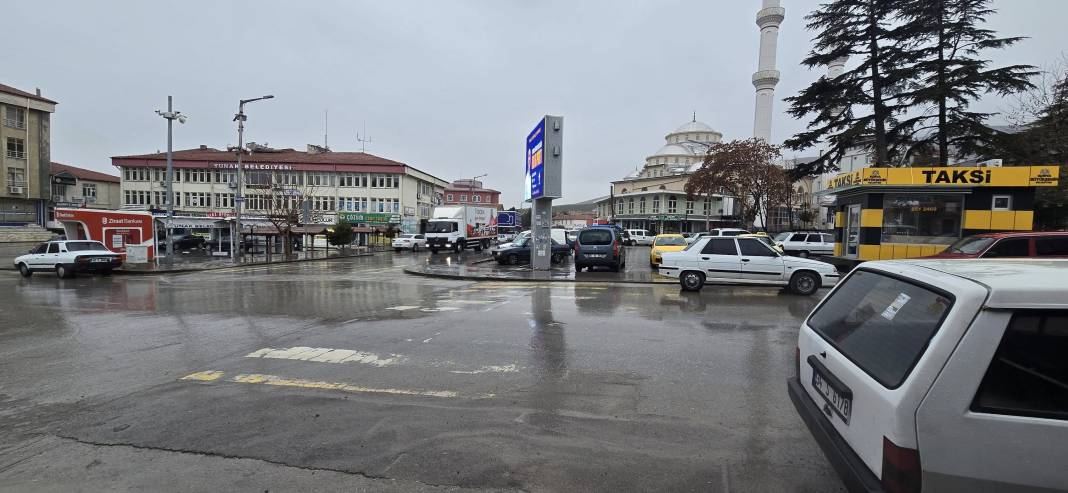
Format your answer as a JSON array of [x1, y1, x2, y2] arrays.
[[91, 258, 110, 263], [587, 254, 606, 258], [811, 362, 852, 424]]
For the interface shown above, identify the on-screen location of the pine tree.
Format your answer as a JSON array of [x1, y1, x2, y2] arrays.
[[896, 0, 1036, 165], [784, 0, 916, 176]]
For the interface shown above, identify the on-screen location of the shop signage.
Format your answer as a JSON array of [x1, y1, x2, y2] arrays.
[[338, 212, 397, 224], [828, 165, 1060, 190], [211, 163, 294, 171], [652, 214, 682, 221]]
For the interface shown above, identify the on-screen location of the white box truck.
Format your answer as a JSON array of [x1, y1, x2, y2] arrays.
[[425, 206, 497, 253]]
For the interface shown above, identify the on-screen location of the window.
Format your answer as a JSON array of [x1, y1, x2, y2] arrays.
[[1035, 236, 1068, 256], [65, 241, 108, 252], [805, 234, 823, 243], [982, 238, 1030, 258], [446, 194, 454, 202], [652, 196, 660, 213], [578, 229, 613, 245], [307, 172, 333, 187], [653, 236, 686, 246], [183, 192, 210, 208], [686, 200, 694, 215], [639, 197, 646, 214], [701, 238, 737, 256], [880, 194, 962, 245], [30, 243, 47, 254], [738, 238, 777, 257], [789, 233, 807, 242], [460, 194, 468, 203], [627, 198, 634, 214], [215, 193, 233, 208], [703, 200, 711, 216], [82, 183, 97, 198], [7, 167, 26, 186], [4, 106, 26, 129], [807, 269, 954, 388], [474, 195, 482, 203], [616, 201, 623, 215], [992, 195, 1012, 211], [185, 169, 209, 183], [972, 310, 1068, 420], [47, 243, 59, 254], [667, 196, 677, 213], [6, 137, 26, 159], [214, 170, 236, 184]]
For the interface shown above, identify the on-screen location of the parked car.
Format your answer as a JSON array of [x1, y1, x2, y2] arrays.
[[625, 229, 654, 246], [15, 240, 123, 278], [391, 233, 426, 252], [738, 232, 784, 253], [776, 231, 835, 258], [789, 259, 1068, 492], [574, 227, 626, 272], [926, 231, 1068, 259], [657, 236, 838, 295], [491, 236, 570, 265], [686, 228, 750, 244], [158, 233, 206, 252], [649, 234, 688, 268], [497, 231, 516, 243]]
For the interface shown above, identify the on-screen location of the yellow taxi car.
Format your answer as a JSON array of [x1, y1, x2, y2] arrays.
[[738, 232, 784, 253], [649, 234, 688, 267]]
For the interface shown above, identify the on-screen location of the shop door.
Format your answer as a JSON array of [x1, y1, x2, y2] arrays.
[[844, 204, 861, 258]]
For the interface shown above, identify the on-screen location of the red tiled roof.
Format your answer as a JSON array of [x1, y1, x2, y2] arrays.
[[51, 162, 119, 183], [0, 83, 58, 104], [112, 147, 407, 167]]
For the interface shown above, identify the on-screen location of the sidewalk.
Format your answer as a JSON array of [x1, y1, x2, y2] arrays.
[[405, 257, 675, 284], [116, 248, 378, 274]]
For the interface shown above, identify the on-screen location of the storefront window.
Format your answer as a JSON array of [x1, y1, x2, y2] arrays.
[[881, 194, 962, 245]]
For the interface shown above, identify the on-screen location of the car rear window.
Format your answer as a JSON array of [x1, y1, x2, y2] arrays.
[[1035, 236, 1068, 256], [579, 229, 613, 245], [806, 269, 954, 389], [654, 236, 686, 246], [972, 310, 1068, 421], [65, 241, 108, 251], [983, 238, 1029, 258]]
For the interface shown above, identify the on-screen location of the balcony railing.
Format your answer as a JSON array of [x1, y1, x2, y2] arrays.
[[3, 118, 26, 129], [5, 151, 26, 159]]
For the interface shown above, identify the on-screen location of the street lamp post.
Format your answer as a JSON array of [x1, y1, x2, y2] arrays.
[[233, 95, 274, 262], [155, 96, 186, 265]]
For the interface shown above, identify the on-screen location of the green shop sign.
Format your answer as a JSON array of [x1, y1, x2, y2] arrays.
[[338, 212, 400, 224], [652, 214, 683, 221]]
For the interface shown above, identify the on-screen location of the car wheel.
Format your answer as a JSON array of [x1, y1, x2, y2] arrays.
[[507, 254, 519, 265], [56, 264, 73, 279], [789, 271, 820, 296], [455, 242, 463, 253], [412, 244, 419, 252], [18, 263, 31, 277], [680, 271, 705, 291], [798, 250, 810, 258]]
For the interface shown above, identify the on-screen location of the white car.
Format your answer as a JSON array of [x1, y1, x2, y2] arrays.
[[625, 229, 654, 246], [790, 259, 1068, 492], [686, 228, 751, 244], [391, 234, 426, 252], [497, 232, 516, 243], [657, 236, 839, 295], [776, 231, 834, 258], [14, 240, 122, 278]]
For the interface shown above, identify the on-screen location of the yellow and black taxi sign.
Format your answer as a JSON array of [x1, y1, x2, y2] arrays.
[[827, 166, 1060, 190]]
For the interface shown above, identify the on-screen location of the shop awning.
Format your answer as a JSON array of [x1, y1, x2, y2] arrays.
[[158, 217, 228, 229]]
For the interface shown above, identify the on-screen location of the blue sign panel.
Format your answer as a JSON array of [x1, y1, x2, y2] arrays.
[[497, 211, 516, 227], [525, 118, 545, 201]]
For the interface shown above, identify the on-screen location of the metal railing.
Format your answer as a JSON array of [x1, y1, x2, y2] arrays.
[[5, 151, 26, 159], [3, 118, 25, 129]]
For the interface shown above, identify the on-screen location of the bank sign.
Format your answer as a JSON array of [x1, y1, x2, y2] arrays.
[[524, 118, 545, 201], [828, 166, 1060, 190]]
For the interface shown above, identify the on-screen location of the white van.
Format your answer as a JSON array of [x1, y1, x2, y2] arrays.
[[790, 259, 1068, 492], [625, 229, 653, 246]]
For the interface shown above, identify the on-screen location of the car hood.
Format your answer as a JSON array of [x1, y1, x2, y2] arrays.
[[783, 256, 837, 272], [651, 245, 687, 254]]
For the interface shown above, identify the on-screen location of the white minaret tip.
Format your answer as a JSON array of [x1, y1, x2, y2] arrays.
[[752, 0, 784, 142]]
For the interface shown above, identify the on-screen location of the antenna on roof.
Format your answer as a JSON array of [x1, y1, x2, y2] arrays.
[[323, 110, 329, 150], [356, 121, 372, 152], [692, 111, 696, 122]]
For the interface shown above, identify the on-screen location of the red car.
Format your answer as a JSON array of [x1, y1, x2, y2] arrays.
[[928, 231, 1068, 259]]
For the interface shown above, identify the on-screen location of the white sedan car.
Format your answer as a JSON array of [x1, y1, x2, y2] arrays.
[[392, 234, 426, 252], [15, 240, 123, 278], [657, 236, 839, 295]]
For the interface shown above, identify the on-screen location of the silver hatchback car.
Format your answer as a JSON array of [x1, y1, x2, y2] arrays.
[[790, 259, 1068, 492]]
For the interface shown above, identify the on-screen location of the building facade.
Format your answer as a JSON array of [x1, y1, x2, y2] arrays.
[[49, 162, 120, 210], [1, 83, 56, 225], [595, 119, 738, 234], [112, 145, 448, 233], [442, 179, 500, 208]]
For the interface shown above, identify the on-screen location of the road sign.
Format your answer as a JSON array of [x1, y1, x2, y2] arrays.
[[234, 196, 245, 202]]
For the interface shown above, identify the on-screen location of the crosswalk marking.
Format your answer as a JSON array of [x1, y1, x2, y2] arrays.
[[245, 347, 402, 367], [230, 373, 474, 398]]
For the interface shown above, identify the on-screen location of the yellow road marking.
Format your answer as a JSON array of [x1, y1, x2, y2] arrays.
[[181, 370, 224, 381], [231, 373, 466, 398]]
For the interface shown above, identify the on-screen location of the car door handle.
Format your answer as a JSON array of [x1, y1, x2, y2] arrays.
[[741, 258, 750, 262]]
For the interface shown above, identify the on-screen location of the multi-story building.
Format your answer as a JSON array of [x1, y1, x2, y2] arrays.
[[442, 179, 500, 208], [1, 83, 56, 225], [595, 119, 738, 233], [111, 144, 447, 233], [49, 162, 120, 210]]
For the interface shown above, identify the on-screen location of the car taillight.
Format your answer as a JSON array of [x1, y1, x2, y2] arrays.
[[882, 437, 921, 493], [574, 242, 580, 254], [613, 242, 620, 257]]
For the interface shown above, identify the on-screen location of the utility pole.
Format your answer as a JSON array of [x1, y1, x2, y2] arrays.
[[233, 95, 274, 261], [156, 96, 186, 265]]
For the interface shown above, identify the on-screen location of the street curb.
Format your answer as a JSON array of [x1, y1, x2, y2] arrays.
[[111, 252, 378, 275], [402, 266, 674, 285]]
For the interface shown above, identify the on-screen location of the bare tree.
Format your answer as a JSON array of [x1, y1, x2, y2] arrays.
[[685, 139, 792, 231], [245, 171, 318, 259]]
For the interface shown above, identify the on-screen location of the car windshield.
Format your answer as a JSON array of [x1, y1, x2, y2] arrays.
[[654, 236, 686, 246], [400, 234, 416, 239], [65, 241, 109, 251], [773, 232, 791, 242], [807, 269, 954, 388], [425, 221, 456, 233], [946, 236, 996, 254], [512, 237, 529, 247]]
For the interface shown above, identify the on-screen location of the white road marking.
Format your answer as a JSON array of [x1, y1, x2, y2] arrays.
[[386, 305, 420, 311], [245, 347, 402, 367], [230, 373, 471, 398], [420, 306, 460, 312], [449, 364, 518, 374]]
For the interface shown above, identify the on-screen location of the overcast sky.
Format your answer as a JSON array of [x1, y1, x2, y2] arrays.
[[7, 0, 1066, 206]]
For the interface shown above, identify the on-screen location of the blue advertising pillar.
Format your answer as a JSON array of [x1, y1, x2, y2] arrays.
[[524, 116, 563, 270]]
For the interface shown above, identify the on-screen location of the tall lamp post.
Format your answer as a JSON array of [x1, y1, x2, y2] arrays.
[[155, 96, 186, 265], [233, 95, 274, 261]]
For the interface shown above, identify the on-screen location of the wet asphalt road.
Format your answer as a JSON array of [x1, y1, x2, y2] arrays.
[[0, 250, 843, 492]]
